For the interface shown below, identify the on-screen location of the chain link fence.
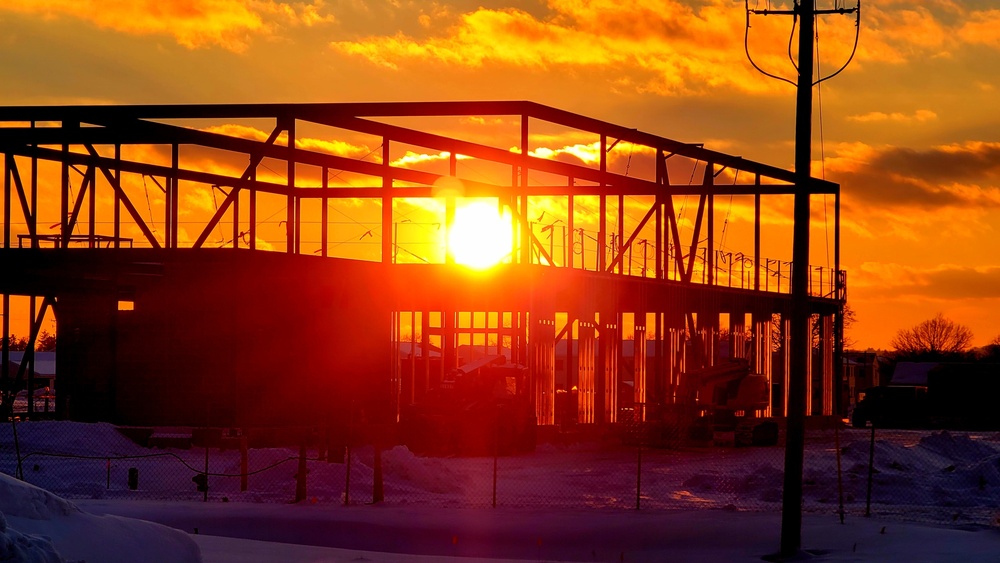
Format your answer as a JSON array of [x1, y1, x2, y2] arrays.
[[2, 417, 998, 528]]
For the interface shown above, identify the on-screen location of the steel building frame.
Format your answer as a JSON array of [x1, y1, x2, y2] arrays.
[[0, 102, 845, 426]]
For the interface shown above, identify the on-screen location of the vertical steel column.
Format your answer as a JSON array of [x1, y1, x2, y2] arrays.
[[231, 182, 240, 249], [731, 311, 745, 360], [445, 154, 456, 264], [577, 321, 596, 424], [598, 134, 607, 272], [567, 180, 575, 269], [443, 311, 456, 374], [114, 145, 121, 248], [655, 202, 663, 279], [249, 165, 257, 251], [706, 164, 715, 286], [604, 313, 620, 424], [169, 144, 178, 248], [655, 151, 666, 281], [834, 186, 845, 415], [617, 194, 624, 275], [87, 166, 96, 248], [3, 154, 9, 248], [520, 115, 530, 265], [805, 314, 814, 417], [633, 319, 647, 419], [60, 137, 69, 247], [668, 323, 685, 402], [294, 197, 301, 255], [27, 296, 36, 417], [563, 316, 575, 392], [531, 316, 556, 425], [30, 124, 38, 248], [781, 314, 792, 417], [421, 311, 431, 400], [754, 175, 761, 291], [287, 121, 298, 255], [1, 293, 7, 406], [755, 313, 774, 417], [382, 138, 392, 263], [406, 312, 416, 406], [821, 314, 834, 416], [321, 166, 329, 257], [653, 310, 664, 406]]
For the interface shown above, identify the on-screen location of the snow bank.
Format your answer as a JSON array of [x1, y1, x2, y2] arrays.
[[0, 473, 201, 563], [0, 512, 63, 563]]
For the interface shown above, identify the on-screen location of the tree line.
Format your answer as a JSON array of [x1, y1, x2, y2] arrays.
[[1, 332, 56, 352]]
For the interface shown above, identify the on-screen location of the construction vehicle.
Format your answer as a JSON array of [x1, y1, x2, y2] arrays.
[[400, 355, 537, 456], [639, 358, 778, 447]]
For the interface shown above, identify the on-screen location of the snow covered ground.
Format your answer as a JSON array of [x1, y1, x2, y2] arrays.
[[9, 485, 1000, 562], [3, 421, 1000, 561], [0, 473, 199, 562]]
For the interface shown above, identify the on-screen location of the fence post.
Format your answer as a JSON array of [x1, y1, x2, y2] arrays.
[[203, 443, 209, 502], [295, 444, 307, 503], [865, 424, 875, 517], [493, 404, 499, 509], [372, 443, 384, 503], [11, 419, 23, 480], [635, 403, 643, 511], [344, 402, 353, 506], [344, 442, 352, 506], [835, 422, 845, 524], [240, 435, 248, 492]]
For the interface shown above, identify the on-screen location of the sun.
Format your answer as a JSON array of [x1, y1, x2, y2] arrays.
[[448, 201, 514, 269]]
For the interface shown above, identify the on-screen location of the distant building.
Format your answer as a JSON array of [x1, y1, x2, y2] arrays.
[[842, 351, 881, 410], [7, 351, 56, 390]]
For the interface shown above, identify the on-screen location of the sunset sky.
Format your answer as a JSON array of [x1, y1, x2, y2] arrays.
[[2, 0, 1000, 350]]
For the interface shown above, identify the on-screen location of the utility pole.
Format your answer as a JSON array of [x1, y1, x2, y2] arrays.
[[745, 0, 860, 558], [784, 0, 815, 555]]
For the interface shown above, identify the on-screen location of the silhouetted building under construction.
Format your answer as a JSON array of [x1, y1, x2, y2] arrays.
[[0, 102, 845, 435]]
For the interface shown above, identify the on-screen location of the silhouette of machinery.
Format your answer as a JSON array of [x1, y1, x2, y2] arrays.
[[400, 355, 536, 456]]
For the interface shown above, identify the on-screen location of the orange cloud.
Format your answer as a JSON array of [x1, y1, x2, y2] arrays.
[[202, 124, 375, 161], [846, 110, 938, 123], [958, 9, 1000, 48], [331, 1, 802, 95], [828, 141, 1000, 209], [855, 262, 1000, 301], [328, 1, 1000, 94], [0, 0, 334, 51], [822, 141, 1000, 240]]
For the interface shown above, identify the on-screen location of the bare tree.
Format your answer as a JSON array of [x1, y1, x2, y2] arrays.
[[890, 314, 974, 358], [839, 303, 858, 349], [769, 303, 857, 351]]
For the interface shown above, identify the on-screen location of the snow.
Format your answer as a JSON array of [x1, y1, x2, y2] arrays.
[[0, 472, 199, 562], [4, 421, 1000, 561]]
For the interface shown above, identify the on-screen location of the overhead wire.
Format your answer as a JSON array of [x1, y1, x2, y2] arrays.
[[788, 10, 800, 74], [813, 2, 861, 87], [744, 0, 797, 87]]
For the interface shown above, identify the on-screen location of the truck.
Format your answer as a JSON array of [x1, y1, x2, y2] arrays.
[[852, 363, 1000, 429]]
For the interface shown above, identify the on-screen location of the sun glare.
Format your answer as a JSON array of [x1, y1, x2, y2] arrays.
[[448, 201, 513, 269]]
